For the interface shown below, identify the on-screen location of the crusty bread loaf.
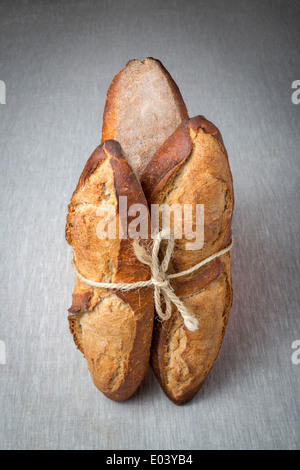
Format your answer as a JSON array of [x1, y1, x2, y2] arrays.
[[101, 58, 188, 177], [141, 116, 234, 405], [66, 140, 154, 401]]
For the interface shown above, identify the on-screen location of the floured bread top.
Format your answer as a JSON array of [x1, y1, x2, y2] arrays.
[[102, 58, 188, 177]]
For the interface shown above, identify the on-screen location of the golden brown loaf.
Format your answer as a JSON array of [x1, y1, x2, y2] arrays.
[[66, 140, 154, 401], [66, 57, 234, 405], [141, 116, 234, 405], [101, 57, 188, 177]]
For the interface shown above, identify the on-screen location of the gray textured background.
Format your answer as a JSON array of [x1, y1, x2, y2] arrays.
[[0, 0, 299, 450]]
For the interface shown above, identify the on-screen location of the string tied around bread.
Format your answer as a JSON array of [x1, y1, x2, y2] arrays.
[[71, 230, 233, 332]]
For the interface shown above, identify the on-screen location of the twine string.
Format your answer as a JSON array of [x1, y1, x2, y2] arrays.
[[71, 230, 233, 332]]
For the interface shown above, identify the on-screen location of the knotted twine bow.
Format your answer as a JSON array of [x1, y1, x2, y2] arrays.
[[71, 230, 233, 332]]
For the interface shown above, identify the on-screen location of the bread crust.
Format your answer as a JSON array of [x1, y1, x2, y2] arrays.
[[66, 140, 154, 401], [101, 58, 188, 177], [141, 116, 234, 405]]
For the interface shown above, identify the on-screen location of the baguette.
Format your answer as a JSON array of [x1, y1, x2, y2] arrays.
[[101, 58, 188, 177], [66, 140, 154, 401], [141, 116, 234, 405]]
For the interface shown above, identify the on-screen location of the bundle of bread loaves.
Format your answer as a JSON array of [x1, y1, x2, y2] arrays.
[[66, 58, 234, 405]]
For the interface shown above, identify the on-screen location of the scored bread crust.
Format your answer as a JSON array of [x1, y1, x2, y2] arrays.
[[101, 58, 188, 177], [66, 140, 154, 401], [141, 116, 234, 405]]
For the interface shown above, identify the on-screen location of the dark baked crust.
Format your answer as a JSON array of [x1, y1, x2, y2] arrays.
[[141, 116, 234, 405], [66, 140, 154, 401], [141, 115, 228, 202], [101, 58, 189, 176]]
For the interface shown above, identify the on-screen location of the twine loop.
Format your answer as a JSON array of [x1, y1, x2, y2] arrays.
[[71, 229, 233, 332]]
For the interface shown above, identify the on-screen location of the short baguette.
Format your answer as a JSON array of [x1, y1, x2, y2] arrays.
[[101, 58, 188, 177], [141, 116, 234, 405], [66, 140, 154, 401]]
